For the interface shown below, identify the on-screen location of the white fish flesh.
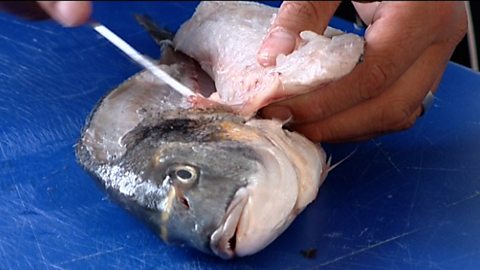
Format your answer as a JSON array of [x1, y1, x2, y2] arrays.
[[174, 1, 364, 116]]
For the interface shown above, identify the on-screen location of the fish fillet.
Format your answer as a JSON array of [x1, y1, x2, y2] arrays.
[[174, 1, 365, 116]]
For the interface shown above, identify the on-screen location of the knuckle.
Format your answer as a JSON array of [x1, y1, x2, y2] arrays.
[[280, 1, 311, 18], [311, 97, 331, 120], [359, 61, 393, 99], [435, 2, 468, 44], [278, 1, 322, 32], [311, 122, 336, 143], [318, 127, 335, 142], [378, 99, 417, 132], [397, 114, 417, 131], [451, 10, 468, 45]]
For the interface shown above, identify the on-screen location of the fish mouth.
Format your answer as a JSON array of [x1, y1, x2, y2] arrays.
[[210, 187, 248, 259]]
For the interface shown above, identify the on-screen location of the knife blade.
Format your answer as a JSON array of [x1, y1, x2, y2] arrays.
[[90, 21, 196, 97]]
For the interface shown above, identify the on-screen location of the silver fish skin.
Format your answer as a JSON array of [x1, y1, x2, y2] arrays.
[[76, 14, 328, 259]]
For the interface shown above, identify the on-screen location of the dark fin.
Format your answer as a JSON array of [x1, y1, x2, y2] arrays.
[[134, 14, 180, 65], [134, 14, 175, 45]]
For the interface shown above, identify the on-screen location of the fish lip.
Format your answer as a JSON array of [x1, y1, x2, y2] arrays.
[[210, 187, 249, 259]]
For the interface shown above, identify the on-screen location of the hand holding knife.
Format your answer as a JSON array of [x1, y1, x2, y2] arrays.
[[0, 2, 197, 98]]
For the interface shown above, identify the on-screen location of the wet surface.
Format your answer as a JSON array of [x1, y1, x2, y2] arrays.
[[1, 1, 479, 269]]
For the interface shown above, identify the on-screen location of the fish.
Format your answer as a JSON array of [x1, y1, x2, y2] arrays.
[[75, 1, 364, 259], [173, 1, 364, 116]]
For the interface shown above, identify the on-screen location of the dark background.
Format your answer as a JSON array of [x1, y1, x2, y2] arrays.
[[335, 1, 480, 70]]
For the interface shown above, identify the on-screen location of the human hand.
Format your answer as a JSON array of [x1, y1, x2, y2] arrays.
[[0, 1, 91, 27], [257, 1, 467, 143]]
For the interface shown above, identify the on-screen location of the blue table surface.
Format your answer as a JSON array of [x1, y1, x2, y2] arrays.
[[1, 1, 479, 269]]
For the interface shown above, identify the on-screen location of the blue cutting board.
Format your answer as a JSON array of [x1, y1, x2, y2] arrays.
[[1, 2, 479, 269]]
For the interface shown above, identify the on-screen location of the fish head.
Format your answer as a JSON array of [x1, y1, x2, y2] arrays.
[[144, 142, 255, 257], [130, 115, 326, 260], [78, 107, 327, 259], [114, 112, 262, 258]]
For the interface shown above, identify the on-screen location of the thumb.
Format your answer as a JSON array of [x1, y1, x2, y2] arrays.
[[257, 1, 341, 67], [37, 1, 92, 27]]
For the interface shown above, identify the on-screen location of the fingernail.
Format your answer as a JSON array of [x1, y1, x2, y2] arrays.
[[257, 27, 296, 67], [55, 1, 90, 27], [260, 106, 292, 122]]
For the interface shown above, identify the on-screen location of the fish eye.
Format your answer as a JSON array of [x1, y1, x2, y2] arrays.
[[169, 164, 198, 186], [176, 169, 192, 180]]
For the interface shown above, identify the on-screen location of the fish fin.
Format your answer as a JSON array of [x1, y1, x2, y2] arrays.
[[134, 14, 175, 44], [326, 146, 358, 173], [133, 14, 217, 96], [134, 14, 188, 66]]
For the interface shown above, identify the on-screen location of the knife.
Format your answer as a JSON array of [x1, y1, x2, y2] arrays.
[[90, 21, 196, 97]]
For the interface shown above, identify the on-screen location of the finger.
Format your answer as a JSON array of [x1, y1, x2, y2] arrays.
[[261, 2, 445, 124], [290, 41, 453, 143], [321, 106, 424, 143], [351, 1, 380, 25], [417, 64, 445, 117], [257, 1, 341, 66], [37, 1, 91, 27], [342, 62, 448, 142], [0, 1, 50, 20], [318, 35, 457, 142]]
